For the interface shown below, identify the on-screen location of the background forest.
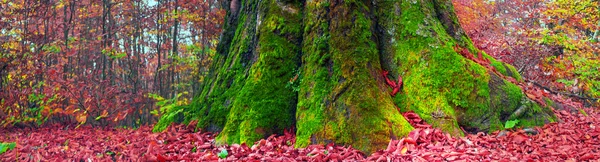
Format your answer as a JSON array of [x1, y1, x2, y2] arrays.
[[1, 0, 225, 128], [453, 0, 599, 102], [1, 0, 599, 129]]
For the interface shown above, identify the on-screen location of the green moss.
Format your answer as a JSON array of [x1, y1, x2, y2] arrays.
[[380, 0, 550, 135], [514, 100, 556, 128], [295, 0, 331, 148], [153, 105, 185, 132], [296, 0, 413, 154], [491, 61, 507, 75], [185, 2, 264, 131], [389, 1, 490, 136], [215, 0, 303, 145], [487, 54, 522, 82], [505, 63, 522, 81], [504, 81, 524, 108], [541, 98, 557, 121]]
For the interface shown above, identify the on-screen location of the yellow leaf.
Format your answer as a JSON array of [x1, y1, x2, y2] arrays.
[[101, 110, 108, 117], [54, 108, 64, 114], [76, 113, 87, 124]]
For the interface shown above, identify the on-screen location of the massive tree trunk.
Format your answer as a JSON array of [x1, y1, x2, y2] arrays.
[[155, 0, 556, 154]]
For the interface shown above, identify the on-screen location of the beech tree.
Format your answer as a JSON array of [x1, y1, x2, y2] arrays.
[[155, 0, 557, 153]]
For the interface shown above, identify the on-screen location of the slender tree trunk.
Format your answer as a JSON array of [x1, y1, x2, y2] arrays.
[[156, 0, 557, 154], [155, 0, 163, 97], [593, 20, 599, 42], [172, 0, 180, 98]]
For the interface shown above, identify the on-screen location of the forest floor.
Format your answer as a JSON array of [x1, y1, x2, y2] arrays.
[[1, 100, 599, 161]]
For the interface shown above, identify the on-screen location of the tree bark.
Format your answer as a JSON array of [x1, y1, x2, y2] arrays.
[[155, 0, 556, 154]]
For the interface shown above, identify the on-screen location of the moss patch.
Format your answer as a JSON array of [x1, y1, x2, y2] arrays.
[[215, 0, 303, 145], [379, 0, 552, 135], [296, 0, 413, 154]]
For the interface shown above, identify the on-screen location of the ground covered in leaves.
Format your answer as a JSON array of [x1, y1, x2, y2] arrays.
[[1, 102, 599, 161]]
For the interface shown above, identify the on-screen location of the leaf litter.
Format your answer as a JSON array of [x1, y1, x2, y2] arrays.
[[1, 99, 599, 161]]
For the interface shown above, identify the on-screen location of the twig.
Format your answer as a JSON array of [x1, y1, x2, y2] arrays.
[[525, 78, 599, 102]]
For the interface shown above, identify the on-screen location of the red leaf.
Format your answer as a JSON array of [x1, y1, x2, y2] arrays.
[[511, 134, 529, 144], [156, 154, 169, 162]]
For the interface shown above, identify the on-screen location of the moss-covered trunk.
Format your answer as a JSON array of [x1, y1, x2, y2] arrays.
[[155, 0, 556, 154]]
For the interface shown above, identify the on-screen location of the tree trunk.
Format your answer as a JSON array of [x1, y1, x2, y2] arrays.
[[155, 0, 556, 154]]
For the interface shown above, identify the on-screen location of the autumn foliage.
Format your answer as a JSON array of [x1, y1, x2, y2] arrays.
[[382, 70, 403, 96], [0, 0, 224, 128], [453, 0, 600, 105]]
